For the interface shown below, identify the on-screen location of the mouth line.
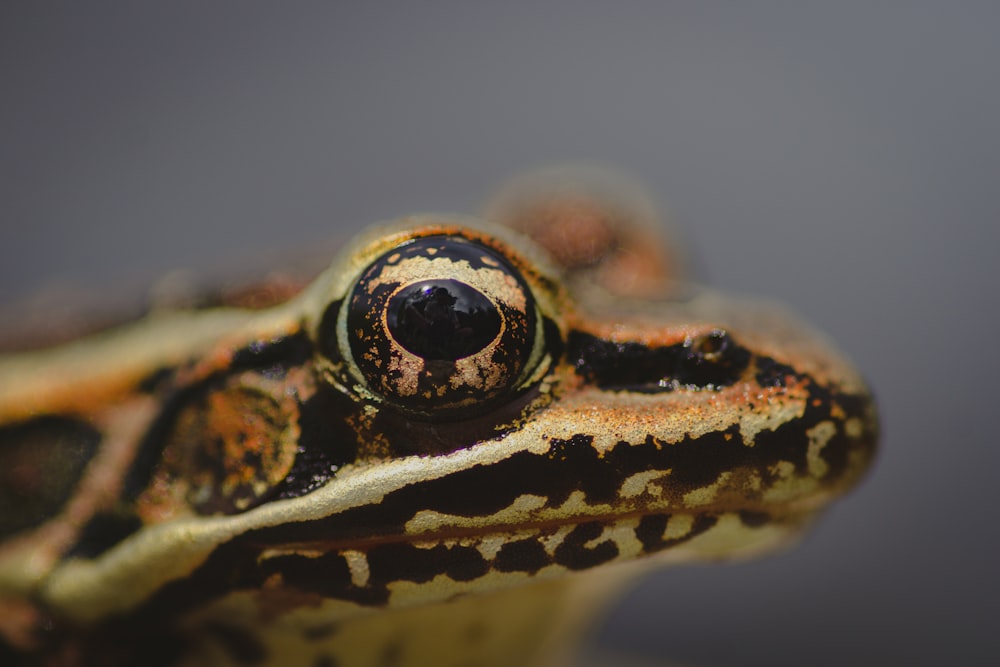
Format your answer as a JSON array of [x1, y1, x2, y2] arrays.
[[248, 503, 782, 554]]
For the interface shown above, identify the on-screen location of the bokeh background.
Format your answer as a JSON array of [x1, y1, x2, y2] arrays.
[[2, 3, 997, 666]]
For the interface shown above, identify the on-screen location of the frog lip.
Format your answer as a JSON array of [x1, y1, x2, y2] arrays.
[[252, 503, 799, 554]]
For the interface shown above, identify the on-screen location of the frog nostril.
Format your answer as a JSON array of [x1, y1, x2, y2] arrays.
[[689, 329, 730, 361], [676, 330, 750, 388]]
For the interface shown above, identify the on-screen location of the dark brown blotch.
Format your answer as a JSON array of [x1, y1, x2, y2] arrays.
[[553, 521, 619, 570], [493, 537, 552, 574], [0, 416, 101, 538]]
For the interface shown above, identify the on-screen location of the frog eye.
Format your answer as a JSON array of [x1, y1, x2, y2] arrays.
[[338, 234, 542, 418]]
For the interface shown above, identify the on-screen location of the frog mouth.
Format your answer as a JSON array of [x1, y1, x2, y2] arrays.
[[38, 394, 873, 626], [225, 507, 810, 615], [246, 386, 874, 557]]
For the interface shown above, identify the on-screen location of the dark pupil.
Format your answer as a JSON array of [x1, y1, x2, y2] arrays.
[[386, 279, 501, 360]]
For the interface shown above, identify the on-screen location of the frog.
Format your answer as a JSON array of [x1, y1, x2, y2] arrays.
[[0, 166, 878, 667]]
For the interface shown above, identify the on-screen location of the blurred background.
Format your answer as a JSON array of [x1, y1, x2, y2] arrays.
[[1, 3, 997, 666]]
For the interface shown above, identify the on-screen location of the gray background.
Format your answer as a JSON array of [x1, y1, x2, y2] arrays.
[[2, 3, 997, 666]]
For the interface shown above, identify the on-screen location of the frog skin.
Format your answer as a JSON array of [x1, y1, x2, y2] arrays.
[[0, 169, 878, 667]]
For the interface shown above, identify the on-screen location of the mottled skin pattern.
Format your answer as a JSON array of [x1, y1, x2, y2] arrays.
[[0, 168, 877, 667]]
